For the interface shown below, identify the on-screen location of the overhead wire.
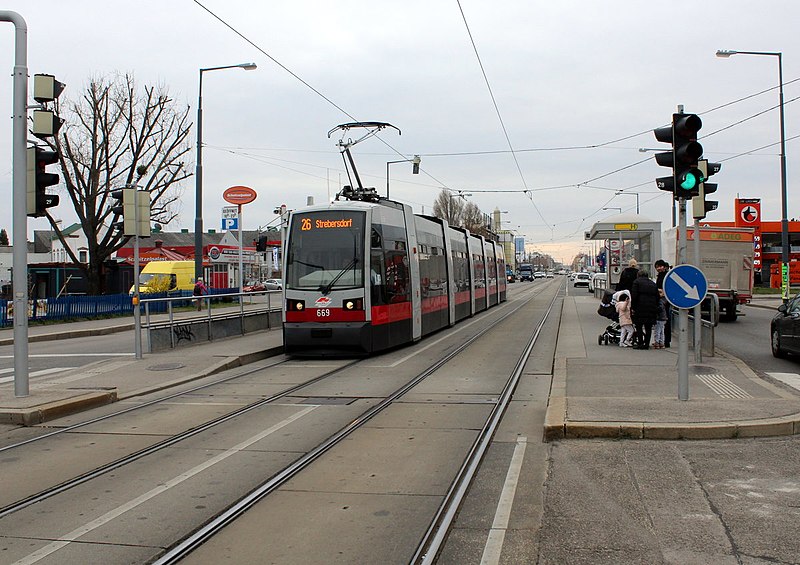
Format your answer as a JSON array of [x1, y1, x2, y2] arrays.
[[455, 0, 549, 227]]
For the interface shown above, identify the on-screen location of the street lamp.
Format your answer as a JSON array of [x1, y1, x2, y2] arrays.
[[615, 191, 640, 214], [195, 62, 257, 284], [717, 49, 790, 302], [602, 207, 622, 213], [386, 155, 420, 199]]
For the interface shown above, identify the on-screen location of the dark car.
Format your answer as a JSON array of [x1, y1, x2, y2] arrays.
[[771, 294, 800, 357]]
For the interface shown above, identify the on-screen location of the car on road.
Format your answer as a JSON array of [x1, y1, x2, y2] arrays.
[[771, 293, 800, 357], [534, 271, 546, 279], [264, 278, 283, 290], [573, 272, 591, 287], [243, 280, 266, 292]]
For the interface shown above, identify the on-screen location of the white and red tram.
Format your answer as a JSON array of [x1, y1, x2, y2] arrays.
[[282, 196, 506, 355]]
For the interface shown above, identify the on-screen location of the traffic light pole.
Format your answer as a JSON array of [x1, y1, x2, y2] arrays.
[[677, 199, 689, 400], [2, 11, 30, 397], [133, 187, 142, 359], [693, 216, 702, 363]]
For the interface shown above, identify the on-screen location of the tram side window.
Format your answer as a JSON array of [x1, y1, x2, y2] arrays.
[[370, 228, 386, 306], [385, 240, 410, 303]]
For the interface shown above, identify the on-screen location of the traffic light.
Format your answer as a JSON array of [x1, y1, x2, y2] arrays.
[[111, 188, 151, 236], [31, 74, 65, 140], [26, 146, 60, 217], [653, 113, 705, 198], [692, 159, 721, 219]]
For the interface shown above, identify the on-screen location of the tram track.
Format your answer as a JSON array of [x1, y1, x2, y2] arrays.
[[1, 281, 557, 564], [152, 281, 560, 564]]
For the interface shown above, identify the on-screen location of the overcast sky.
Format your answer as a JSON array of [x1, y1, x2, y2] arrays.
[[1, 1, 798, 264]]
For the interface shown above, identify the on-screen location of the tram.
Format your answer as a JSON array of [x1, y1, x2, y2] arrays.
[[282, 187, 506, 355]]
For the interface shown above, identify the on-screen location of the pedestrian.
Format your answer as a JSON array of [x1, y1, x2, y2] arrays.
[[653, 289, 668, 348], [630, 269, 659, 349], [654, 259, 672, 347], [615, 291, 634, 347], [193, 277, 208, 311], [616, 258, 639, 292]]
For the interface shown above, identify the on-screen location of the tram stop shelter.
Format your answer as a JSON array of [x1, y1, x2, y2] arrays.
[[585, 213, 662, 287]]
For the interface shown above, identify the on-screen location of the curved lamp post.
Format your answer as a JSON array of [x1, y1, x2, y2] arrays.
[[195, 62, 257, 283], [716, 49, 789, 301]]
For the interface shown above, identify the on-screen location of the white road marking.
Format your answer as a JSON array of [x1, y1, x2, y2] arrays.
[[13, 405, 317, 565], [0, 367, 75, 384], [766, 372, 800, 392], [480, 436, 528, 565], [696, 374, 752, 399]]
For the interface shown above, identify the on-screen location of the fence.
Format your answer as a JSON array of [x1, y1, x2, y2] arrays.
[[0, 288, 237, 327]]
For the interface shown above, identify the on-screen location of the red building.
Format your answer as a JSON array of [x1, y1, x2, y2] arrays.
[[701, 198, 800, 287]]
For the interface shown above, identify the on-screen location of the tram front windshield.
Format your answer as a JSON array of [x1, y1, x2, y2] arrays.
[[286, 211, 366, 291]]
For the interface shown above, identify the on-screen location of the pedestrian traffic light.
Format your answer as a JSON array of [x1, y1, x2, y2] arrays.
[[111, 188, 150, 236], [692, 160, 721, 219], [653, 113, 705, 198], [26, 146, 60, 217]]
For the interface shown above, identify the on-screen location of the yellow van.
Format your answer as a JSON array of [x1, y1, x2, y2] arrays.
[[130, 261, 197, 294]]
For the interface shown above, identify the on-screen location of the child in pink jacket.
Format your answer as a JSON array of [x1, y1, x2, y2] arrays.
[[615, 291, 634, 347]]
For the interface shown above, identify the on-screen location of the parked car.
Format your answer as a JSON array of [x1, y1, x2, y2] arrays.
[[243, 280, 267, 292], [588, 272, 607, 293], [264, 278, 283, 290], [573, 272, 591, 287], [771, 293, 800, 357]]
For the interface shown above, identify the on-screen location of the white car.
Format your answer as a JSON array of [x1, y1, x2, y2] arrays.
[[573, 272, 591, 287], [264, 278, 282, 290], [534, 271, 546, 279]]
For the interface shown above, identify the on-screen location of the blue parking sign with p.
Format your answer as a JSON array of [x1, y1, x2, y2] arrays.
[[222, 217, 238, 230]]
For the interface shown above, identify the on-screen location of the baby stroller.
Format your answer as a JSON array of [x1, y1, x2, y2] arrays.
[[597, 289, 621, 345]]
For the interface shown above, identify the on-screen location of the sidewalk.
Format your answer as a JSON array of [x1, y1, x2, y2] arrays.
[[0, 313, 283, 425], [544, 293, 800, 441]]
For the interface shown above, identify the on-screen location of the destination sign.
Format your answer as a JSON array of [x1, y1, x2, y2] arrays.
[[300, 217, 354, 231]]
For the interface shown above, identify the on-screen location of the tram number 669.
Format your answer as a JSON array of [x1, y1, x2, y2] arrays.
[[316, 308, 331, 317]]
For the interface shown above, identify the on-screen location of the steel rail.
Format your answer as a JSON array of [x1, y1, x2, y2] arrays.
[[0, 357, 361, 519], [412, 282, 562, 563], [152, 285, 548, 565], [0, 355, 293, 455]]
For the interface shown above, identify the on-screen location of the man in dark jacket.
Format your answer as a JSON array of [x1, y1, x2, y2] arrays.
[[654, 259, 671, 347], [630, 269, 660, 349], [616, 258, 639, 292]]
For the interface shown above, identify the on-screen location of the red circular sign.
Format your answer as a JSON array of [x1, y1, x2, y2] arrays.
[[223, 186, 257, 205]]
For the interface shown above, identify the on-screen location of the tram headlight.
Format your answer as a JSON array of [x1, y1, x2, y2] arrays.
[[287, 299, 305, 311], [343, 298, 363, 311]]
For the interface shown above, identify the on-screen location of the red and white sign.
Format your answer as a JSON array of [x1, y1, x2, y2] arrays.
[[222, 185, 257, 206], [314, 296, 332, 308], [735, 198, 762, 269]]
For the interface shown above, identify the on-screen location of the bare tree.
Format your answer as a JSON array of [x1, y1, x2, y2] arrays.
[[43, 73, 192, 294], [432, 189, 465, 226], [463, 201, 489, 237]]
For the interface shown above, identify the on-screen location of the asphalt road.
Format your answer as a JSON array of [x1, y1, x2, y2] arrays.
[[716, 304, 800, 377]]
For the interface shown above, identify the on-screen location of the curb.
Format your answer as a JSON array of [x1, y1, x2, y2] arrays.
[[542, 354, 800, 441], [119, 345, 284, 401], [0, 391, 117, 426], [0, 324, 134, 346], [2, 345, 285, 426]]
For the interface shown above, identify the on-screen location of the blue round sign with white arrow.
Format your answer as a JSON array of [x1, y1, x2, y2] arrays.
[[663, 264, 708, 309]]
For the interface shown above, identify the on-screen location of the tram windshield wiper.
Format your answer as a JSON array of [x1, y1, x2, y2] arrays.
[[319, 258, 359, 295]]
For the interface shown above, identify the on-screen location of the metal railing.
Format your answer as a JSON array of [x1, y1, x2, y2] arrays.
[[138, 290, 281, 352]]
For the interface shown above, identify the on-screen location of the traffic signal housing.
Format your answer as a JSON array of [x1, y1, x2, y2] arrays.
[[111, 188, 151, 237], [653, 113, 705, 198], [26, 146, 60, 217], [692, 160, 721, 219]]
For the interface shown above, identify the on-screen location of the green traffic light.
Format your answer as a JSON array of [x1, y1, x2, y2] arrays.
[[680, 171, 698, 190]]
